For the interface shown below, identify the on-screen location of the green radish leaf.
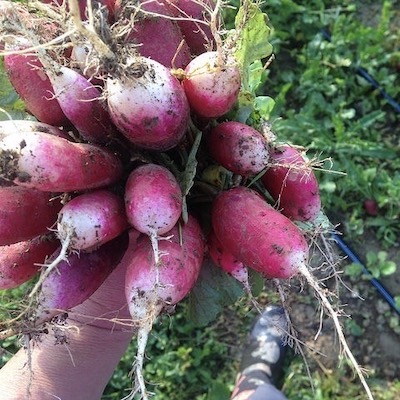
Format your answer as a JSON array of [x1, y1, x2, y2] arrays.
[[0, 59, 29, 121], [380, 261, 396, 276], [233, 0, 273, 92], [179, 126, 202, 223], [254, 96, 275, 119], [188, 258, 244, 327], [228, 1, 273, 123]]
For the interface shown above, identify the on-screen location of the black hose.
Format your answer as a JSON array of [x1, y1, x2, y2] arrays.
[[332, 233, 400, 316], [320, 29, 400, 113]]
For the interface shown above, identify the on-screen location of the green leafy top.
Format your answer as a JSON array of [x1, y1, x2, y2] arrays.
[[233, 0, 273, 92]]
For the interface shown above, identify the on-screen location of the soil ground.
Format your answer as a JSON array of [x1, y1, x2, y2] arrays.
[[282, 222, 400, 391]]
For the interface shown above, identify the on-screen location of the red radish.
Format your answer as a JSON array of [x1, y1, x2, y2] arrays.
[[31, 190, 128, 298], [0, 120, 73, 141], [106, 56, 190, 151], [57, 189, 128, 251], [165, 0, 216, 55], [118, 0, 191, 69], [183, 51, 241, 118], [34, 232, 129, 326], [47, 66, 117, 144], [0, 186, 62, 246], [124, 163, 183, 264], [211, 186, 309, 279], [3, 52, 69, 127], [364, 198, 378, 216], [0, 235, 59, 290], [261, 144, 321, 222], [122, 216, 204, 399], [0, 131, 123, 192], [207, 121, 270, 176]]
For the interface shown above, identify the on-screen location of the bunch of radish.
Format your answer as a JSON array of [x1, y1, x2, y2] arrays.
[[0, 1, 374, 399]]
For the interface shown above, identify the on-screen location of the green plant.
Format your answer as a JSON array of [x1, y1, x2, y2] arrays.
[[365, 250, 397, 279]]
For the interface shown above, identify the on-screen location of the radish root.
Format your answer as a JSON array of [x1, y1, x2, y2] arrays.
[[298, 264, 374, 400], [28, 232, 72, 300]]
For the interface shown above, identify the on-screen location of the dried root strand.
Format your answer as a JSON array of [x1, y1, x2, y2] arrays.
[[297, 265, 374, 400]]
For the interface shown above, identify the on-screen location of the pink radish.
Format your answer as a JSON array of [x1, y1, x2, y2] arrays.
[[3, 52, 69, 127], [211, 186, 308, 279], [57, 189, 128, 251], [0, 235, 59, 290], [47, 66, 117, 144], [124, 163, 183, 264], [122, 215, 204, 399], [0, 186, 62, 246], [30, 189, 128, 299], [183, 51, 241, 118], [0, 120, 73, 141], [165, 0, 216, 55], [106, 56, 190, 151], [34, 232, 129, 326], [207, 121, 270, 176], [261, 144, 321, 221], [0, 131, 123, 192], [118, 0, 192, 69]]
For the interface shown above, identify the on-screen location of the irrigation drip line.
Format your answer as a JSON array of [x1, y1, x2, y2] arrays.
[[319, 29, 399, 315], [320, 29, 400, 113], [332, 233, 400, 316]]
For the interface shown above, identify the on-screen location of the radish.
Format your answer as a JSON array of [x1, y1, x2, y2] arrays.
[[33, 232, 129, 326], [183, 51, 241, 118], [207, 121, 270, 176], [211, 186, 308, 279], [261, 144, 321, 222], [165, 0, 216, 55], [0, 120, 73, 141], [122, 215, 204, 399], [28, 189, 129, 300], [57, 189, 128, 251], [47, 65, 117, 144], [0, 131, 123, 192], [0, 186, 62, 246], [106, 56, 190, 151], [0, 235, 59, 290], [3, 52, 69, 127], [124, 163, 183, 264], [117, 0, 192, 69]]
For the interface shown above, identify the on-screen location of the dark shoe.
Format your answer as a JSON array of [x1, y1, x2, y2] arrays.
[[239, 305, 288, 386]]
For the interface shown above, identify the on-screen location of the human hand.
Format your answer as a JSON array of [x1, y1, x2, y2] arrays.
[[0, 258, 135, 400]]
